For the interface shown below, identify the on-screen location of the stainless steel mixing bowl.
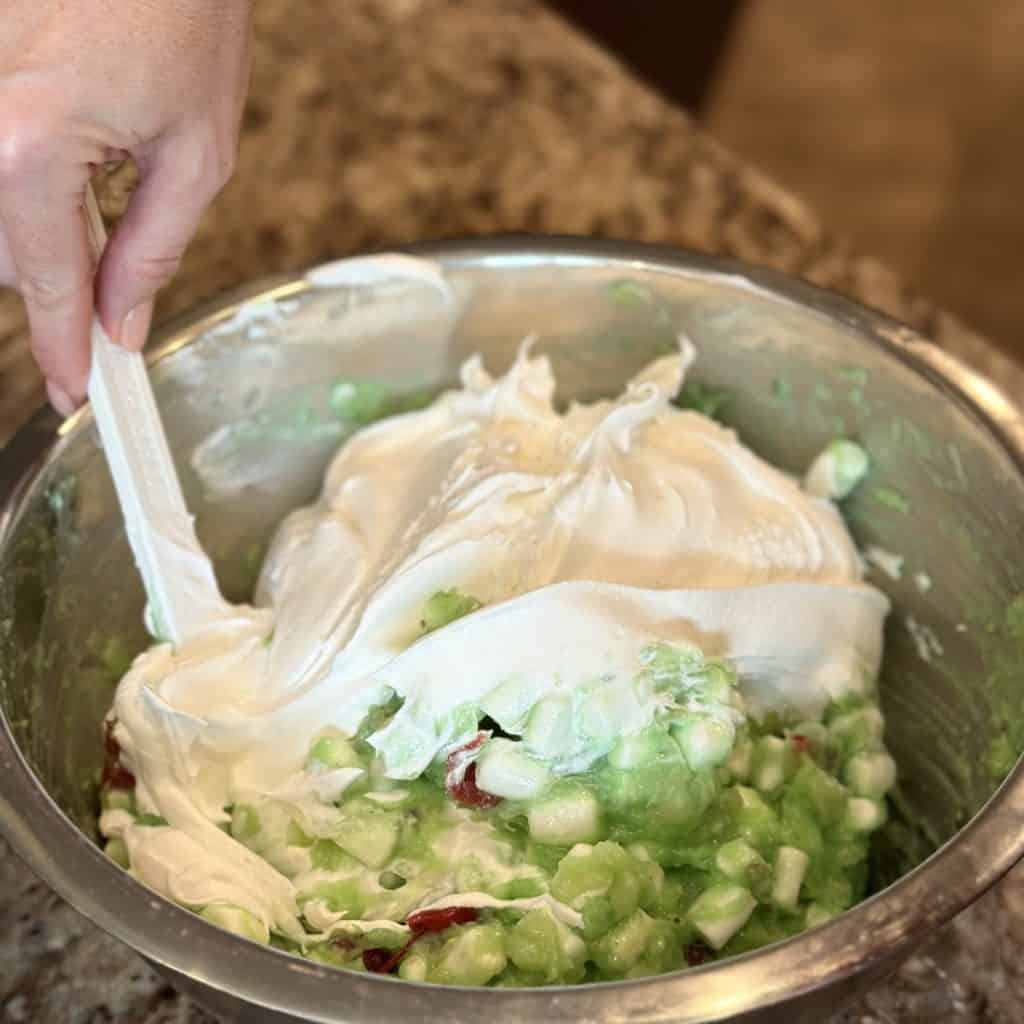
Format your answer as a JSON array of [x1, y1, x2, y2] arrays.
[[0, 238, 1021, 1023]]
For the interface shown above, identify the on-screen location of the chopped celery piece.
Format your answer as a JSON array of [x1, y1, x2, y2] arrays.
[[420, 590, 481, 633]]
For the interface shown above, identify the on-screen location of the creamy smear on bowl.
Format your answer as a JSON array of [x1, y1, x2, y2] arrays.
[[100, 339, 893, 984]]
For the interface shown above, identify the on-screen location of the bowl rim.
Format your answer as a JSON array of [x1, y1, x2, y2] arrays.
[[0, 235, 1021, 1023]]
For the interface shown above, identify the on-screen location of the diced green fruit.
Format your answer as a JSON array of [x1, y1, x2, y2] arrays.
[[844, 752, 897, 798], [399, 954, 428, 981], [844, 796, 887, 832], [332, 810, 400, 868], [582, 896, 615, 939], [135, 814, 168, 827], [688, 884, 757, 950], [715, 838, 770, 895], [828, 706, 884, 756], [771, 846, 809, 911], [230, 805, 261, 841], [671, 715, 736, 771], [528, 783, 602, 845], [200, 903, 269, 944], [791, 760, 848, 827], [307, 879, 365, 918], [104, 837, 129, 868], [806, 903, 835, 928], [726, 738, 753, 781], [286, 821, 314, 847], [592, 910, 655, 974], [307, 733, 362, 770], [421, 590, 481, 633], [434, 923, 507, 986], [379, 870, 406, 890], [507, 908, 562, 977], [523, 696, 572, 759], [752, 736, 790, 793], [481, 676, 543, 734], [725, 785, 779, 850], [496, 877, 546, 899], [310, 839, 356, 872], [804, 439, 869, 500], [476, 739, 550, 800], [607, 726, 680, 770]]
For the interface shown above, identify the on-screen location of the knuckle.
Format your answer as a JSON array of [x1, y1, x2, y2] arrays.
[[0, 107, 56, 185], [20, 268, 87, 313], [174, 129, 237, 201], [132, 247, 185, 285]]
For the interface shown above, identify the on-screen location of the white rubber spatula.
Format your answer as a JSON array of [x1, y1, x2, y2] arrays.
[[83, 184, 232, 645]]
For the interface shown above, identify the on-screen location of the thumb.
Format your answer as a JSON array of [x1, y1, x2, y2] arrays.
[[94, 134, 234, 350]]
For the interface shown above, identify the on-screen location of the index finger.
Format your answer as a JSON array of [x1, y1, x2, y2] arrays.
[[0, 136, 96, 406]]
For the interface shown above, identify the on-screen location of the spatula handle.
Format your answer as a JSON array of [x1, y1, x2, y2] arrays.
[[83, 185, 229, 644]]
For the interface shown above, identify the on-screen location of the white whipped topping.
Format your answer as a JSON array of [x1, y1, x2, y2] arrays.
[[107, 338, 887, 937]]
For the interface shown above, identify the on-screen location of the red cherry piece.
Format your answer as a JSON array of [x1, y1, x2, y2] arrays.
[[685, 942, 715, 967], [446, 761, 501, 809], [790, 734, 811, 755], [407, 906, 479, 935]]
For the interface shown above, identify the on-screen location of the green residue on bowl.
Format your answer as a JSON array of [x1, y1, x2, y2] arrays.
[[676, 380, 732, 422], [770, 374, 792, 407], [606, 279, 654, 309], [871, 487, 910, 514], [329, 378, 436, 426], [839, 367, 869, 387], [980, 594, 1024, 780]]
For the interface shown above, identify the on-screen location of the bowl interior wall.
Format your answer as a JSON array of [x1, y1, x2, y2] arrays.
[[1, 255, 1020, 877]]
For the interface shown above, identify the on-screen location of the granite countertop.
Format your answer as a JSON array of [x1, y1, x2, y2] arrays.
[[0, 1, 1021, 1021]]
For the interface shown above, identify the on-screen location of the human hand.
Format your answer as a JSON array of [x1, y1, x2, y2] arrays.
[[0, 0, 251, 414]]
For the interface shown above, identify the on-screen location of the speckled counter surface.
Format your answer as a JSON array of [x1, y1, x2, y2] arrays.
[[0, 1, 1021, 1021]]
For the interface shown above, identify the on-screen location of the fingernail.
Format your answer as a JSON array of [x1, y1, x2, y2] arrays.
[[47, 381, 77, 418], [116, 305, 150, 352]]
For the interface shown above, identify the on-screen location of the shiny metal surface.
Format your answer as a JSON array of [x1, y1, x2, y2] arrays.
[[0, 237, 1021, 1023]]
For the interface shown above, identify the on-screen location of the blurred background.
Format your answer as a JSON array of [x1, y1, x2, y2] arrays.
[[2, 0, 1023, 434], [553, 0, 1024, 352]]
